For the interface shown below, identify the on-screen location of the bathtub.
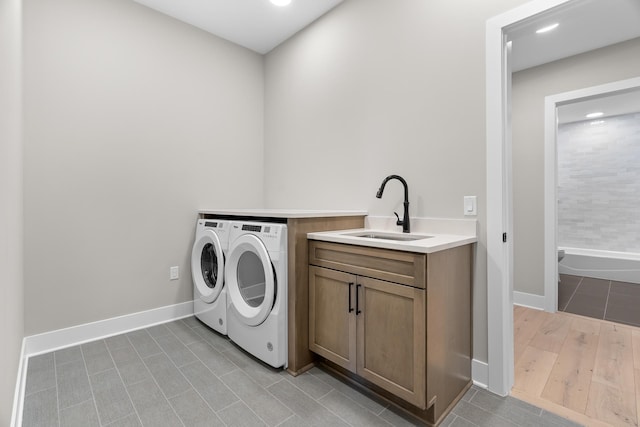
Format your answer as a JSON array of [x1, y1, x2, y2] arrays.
[[559, 247, 640, 284]]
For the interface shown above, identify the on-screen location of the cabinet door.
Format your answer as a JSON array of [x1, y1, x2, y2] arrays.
[[356, 276, 426, 408], [309, 266, 357, 372]]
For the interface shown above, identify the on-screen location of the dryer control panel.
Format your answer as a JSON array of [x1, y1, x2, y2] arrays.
[[230, 222, 287, 252], [204, 221, 225, 229]]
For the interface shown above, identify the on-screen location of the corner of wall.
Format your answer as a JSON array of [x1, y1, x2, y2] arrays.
[[0, 0, 24, 424]]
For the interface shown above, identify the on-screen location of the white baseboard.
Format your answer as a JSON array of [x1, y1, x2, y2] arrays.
[[12, 301, 194, 426], [24, 300, 194, 357], [10, 339, 27, 427], [513, 291, 545, 311], [471, 358, 488, 389]]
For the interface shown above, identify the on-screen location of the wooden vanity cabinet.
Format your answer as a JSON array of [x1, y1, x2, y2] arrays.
[[308, 267, 356, 371], [308, 240, 472, 426], [357, 275, 426, 406], [308, 242, 427, 408]]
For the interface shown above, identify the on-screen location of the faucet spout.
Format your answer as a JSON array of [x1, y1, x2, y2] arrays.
[[376, 175, 410, 233]]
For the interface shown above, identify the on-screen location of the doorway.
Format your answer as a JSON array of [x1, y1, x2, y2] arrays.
[[486, 0, 640, 396], [544, 79, 640, 320]]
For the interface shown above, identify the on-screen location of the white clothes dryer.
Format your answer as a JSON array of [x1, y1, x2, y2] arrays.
[[225, 221, 288, 368], [192, 219, 230, 335]]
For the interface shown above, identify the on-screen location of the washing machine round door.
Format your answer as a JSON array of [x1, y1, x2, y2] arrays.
[[226, 234, 275, 326], [191, 230, 224, 303]]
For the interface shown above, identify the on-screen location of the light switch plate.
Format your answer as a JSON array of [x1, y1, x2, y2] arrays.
[[464, 196, 477, 216], [170, 266, 179, 280]]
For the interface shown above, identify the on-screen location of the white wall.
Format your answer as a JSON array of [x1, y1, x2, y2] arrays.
[[264, 0, 530, 364], [23, 0, 265, 335], [513, 37, 640, 296], [558, 113, 640, 252], [0, 0, 24, 423]]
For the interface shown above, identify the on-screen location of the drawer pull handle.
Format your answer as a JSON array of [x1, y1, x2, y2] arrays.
[[356, 284, 362, 315], [348, 282, 354, 313]]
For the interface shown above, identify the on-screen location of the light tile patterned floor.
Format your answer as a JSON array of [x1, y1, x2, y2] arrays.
[[22, 316, 581, 426]]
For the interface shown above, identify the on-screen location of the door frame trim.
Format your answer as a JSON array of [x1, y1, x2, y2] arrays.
[[485, 0, 573, 396]]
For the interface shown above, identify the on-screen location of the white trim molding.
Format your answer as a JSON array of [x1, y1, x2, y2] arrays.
[[10, 340, 27, 427], [472, 359, 489, 389], [513, 292, 546, 311], [13, 301, 194, 426], [24, 300, 194, 357], [486, 0, 573, 397]]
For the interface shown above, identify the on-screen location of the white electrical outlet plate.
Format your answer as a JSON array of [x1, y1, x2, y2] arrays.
[[170, 266, 179, 280], [464, 196, 477, 216]]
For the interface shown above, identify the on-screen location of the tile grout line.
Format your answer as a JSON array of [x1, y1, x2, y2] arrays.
[[188, 339, 240, 378], [79, 343, 104, 427], [562, 276, 584, 312], [308, 367, 391, 415], [285, 372, 334, 401], [464, 399, 520, 426], [602, 280, 612, 320], [317, 388, 394, 426], [146, 321, 259, 426], [57, 397, 94, 411], [475, 387, 549, 421], [53, 353, 60, 427], [216, 366, 285, 426], [104, 337, 148, 427], [274, 413, 296, 426], [149, 332, 229, 425], [267, 372, 358, 427], [561, 276, 640, 328], [125, 332, 171, 425], [137, 328, 188, 427]]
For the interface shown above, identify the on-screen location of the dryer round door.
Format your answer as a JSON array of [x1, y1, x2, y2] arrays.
[[191, 230, 225, 304], [226, 234, 276, 327]]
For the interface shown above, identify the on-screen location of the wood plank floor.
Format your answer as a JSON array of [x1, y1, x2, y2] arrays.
[[512, 305, 640, 427]]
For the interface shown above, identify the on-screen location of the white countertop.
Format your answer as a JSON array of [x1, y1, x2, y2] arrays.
[[199, 209, 367, 219], [308, 218, 477, 254], [307, 229, 476, 253]]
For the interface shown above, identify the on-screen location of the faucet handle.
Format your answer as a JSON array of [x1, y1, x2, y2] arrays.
[[394, 212, 403, 225]]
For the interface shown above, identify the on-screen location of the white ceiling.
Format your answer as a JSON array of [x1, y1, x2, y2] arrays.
[[507, 0, 640, 122], [132, 0, 640, 68], [558, 89, 640, 124], [508, 0, 640, 72], [133, 0, 344, 54]]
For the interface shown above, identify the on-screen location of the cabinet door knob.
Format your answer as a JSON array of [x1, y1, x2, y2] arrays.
[[356, 284, 362, 315], [348, 282, 354, 313]]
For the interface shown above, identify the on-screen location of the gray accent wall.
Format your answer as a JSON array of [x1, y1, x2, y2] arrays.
[[263, 0, 531, 365], [513, 38, 640, 297], [0, 0, 24, 423], [23, 0, 265, 335]]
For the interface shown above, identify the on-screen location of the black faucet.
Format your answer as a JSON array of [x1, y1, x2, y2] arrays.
[[376, 175, 410, 233]]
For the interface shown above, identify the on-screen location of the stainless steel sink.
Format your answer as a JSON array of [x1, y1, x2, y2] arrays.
[[344, 231, 432, 242]]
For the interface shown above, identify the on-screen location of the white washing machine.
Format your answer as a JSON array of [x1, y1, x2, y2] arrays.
[[225, 221, 288, 368], [191, 219, 230, 335]]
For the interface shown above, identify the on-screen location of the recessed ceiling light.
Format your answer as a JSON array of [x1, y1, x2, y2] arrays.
[[590, 120, 605, 125], [586, 112, 604, 118], [270, 0, 292, 6], [536, 23, 559, 34]]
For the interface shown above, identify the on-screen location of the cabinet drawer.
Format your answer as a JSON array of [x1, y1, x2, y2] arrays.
[[308, 241, 426, 288]]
